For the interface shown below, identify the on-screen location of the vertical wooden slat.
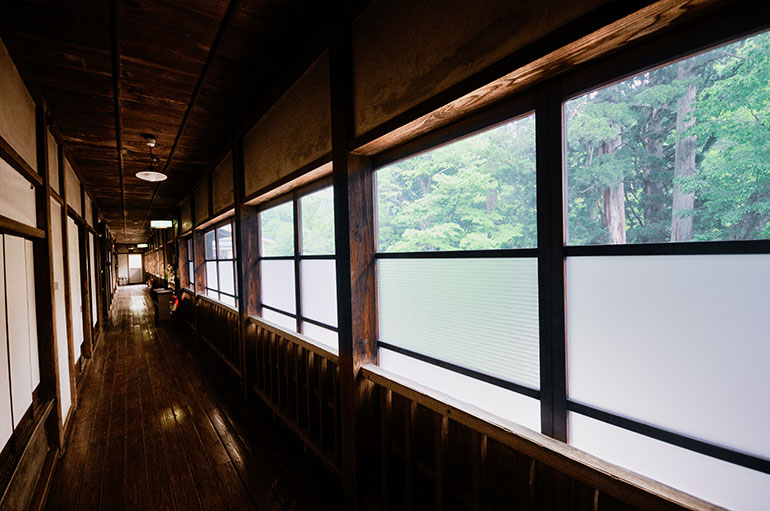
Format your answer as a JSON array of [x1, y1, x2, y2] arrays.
[[405, 399, 416, 511], [434, 414, 448, 511], [380, 387, 392, 510], [305, 351, 312, 434], [293, 343, 300, 421], [318, 357, 326, 451]]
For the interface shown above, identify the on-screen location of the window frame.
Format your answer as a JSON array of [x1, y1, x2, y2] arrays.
[[202, 219, 238, 308], [257, 177, 339, 341], [366, 21, 770, 479]]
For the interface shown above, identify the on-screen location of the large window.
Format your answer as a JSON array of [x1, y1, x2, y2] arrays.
[[258, 185, 337, 348], [370, 27, 770, 509], [375, 113, 541, 429], [561, 30, 770, 509], [203, 222, 237, 307]]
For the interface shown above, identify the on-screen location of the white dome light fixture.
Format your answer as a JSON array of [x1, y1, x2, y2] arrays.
[[136, 134, 168, 182]]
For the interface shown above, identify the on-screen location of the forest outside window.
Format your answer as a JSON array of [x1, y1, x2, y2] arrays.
[[374, 112, 541, 430], [258, 185, 337, 348], [562, 29, 770, 510], [203, 222, 237, 308]]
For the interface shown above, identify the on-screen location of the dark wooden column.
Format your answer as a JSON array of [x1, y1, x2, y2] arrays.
[[79, 219, 94, 359], [58, 146, 78, 406], [232, 136, 255, 398], [331, 29, 378, 511], [35, 105, 64, 449]]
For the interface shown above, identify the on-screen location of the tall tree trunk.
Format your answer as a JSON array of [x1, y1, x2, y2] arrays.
[[600, 129, 626, 244], [671, 62, 697, 241], [643, 109, 665, 228]]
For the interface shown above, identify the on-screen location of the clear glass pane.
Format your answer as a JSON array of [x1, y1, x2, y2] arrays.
[[300, 259, 337, 327], [205, 261, 218, 291], [565, 31, 770, 245], [566, 254, 770, 458], [300, 186, 335, 255], [380, 348, 540, 431], [301, 322, 338, 349], [262, 308, 297, 332], [376, 113, 536, 252], [218, 261, 235, 295], [260, 260, 295, 313], [260, 201, 294, 256], [377, 258, 539, 388], [569, 412, 770, 511], [217, 224, 234, 259], [204, 230, 216, 259], [188, 261, 194, 284]]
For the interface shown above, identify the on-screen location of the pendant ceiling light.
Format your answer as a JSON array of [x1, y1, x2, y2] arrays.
[[136, 134, 167, 182]]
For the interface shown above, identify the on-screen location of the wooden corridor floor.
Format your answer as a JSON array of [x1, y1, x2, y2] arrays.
[[44, 285, 319, 511]]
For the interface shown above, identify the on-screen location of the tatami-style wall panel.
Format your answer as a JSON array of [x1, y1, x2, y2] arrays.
[[351, 0, 608, 137], [243, 51, 331, 197], [212, 152, 234, 214], [0, 40, 37, 171]]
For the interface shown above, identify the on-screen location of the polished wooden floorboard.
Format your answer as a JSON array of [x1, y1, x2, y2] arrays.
[[44, 285, 308, 511]]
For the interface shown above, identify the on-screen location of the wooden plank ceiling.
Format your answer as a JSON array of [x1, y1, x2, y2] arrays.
[[3, 0, 340, 243]]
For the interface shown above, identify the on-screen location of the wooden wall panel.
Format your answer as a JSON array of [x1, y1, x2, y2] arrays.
[[84, 194, 93, 227], [350, 0, 609, 138], [194, 179, 209, 225], [47, 129, 59, 194], [243, 51, 331, 197], [0, 158, 36, 227], [211, 152, 234, 214], [0, 39, 37, 171], [64, 159, 81, 215], [180, 195, 193, 234]]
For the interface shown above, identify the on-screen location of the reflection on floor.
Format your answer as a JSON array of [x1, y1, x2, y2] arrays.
[[44, 285, 330, 511]]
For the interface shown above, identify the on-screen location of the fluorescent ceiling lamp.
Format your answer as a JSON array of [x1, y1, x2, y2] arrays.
[[136, 243, 148, 248], [150, 220, 173, 228]]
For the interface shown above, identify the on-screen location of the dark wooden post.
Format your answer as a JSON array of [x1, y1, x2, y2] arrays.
[[331, 29, 378, 511], [536, 84, 567, 442], [59, 148, 78, 406], [232, 137, 254, 399], [35, 105, 64, 449]]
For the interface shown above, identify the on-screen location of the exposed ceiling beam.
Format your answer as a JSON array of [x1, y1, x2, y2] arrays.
[[109, 0, 127, 241], [138, 0, 242, 237]]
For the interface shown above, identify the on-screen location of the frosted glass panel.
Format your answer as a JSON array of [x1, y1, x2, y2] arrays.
[[566, 255, 770, 458], [25, 240, 39, 389], [261, 260, 295, 313], [218, 261, 235, 295], [301, 322, 338, 349], [0, 238, 14, 447], [5, 235, 33, 425], [220, 294, 236, 308], [260, 202, 294, 256], [50, 201, 71, 421], [569, 412, 770, 511], [262, 308, 297, 332], [67, 218, 83, 362], [300, 259, 337, 327], [378, 258, 539, 388], [0, 158, 36, 227], [89, 234, 97, 327], [380, 348, 540, 431], [300, 186, 335, 255], [188, 262, 194, 286], [205, 261, 218, 290]]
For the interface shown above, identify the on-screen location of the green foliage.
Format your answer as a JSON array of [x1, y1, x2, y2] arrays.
[[377, 115, 537, 252], [300, 187, 335, 255], [259, 201, 293, 256], [566, 30, 770, 244]]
